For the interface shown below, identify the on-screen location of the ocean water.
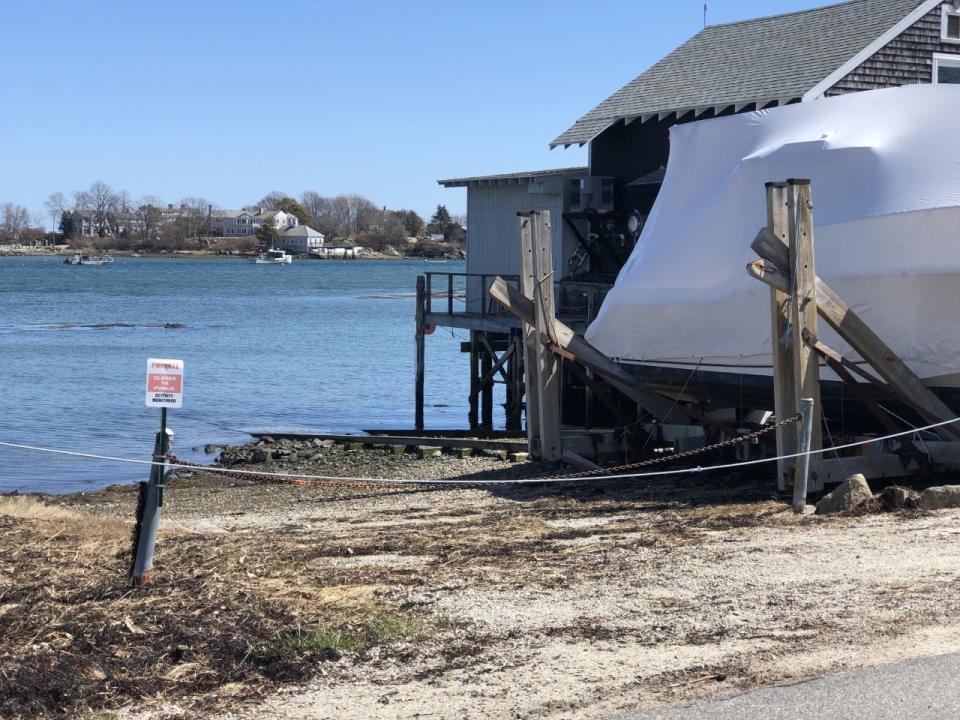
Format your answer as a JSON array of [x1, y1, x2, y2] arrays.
[[0, 256, 476, 493]]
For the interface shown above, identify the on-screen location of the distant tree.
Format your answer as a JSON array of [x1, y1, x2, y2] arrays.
[[392, 209, 424, 237], [277, 197, 311, 225], [59, 211, 80, 240], [170, 198, 214, 243], [43, 192, 68, 243], [255, 191, 289, 211], [426, 205, 452, 235], [0, 203, 31, 242], [74, 181, 120, 237], [256, 221, 282, 248]]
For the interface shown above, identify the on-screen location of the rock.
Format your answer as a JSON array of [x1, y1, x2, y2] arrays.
[[312, 438, 335, 448], [508, 452, 530, 463], [347, 442, 365, 452], [260, 436, 275, 445], [250, 448, 272, 463], [417, 446, 442, 459], [918, 485, 960, 510], [878, 486, 917, 511], [204, 444, 220, 454], [815, 474, 873, 515], [454, 448, 473, 459]]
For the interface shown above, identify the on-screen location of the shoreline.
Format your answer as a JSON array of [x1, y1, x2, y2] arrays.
[[5, 438, 960, 719], [0, 248, 445, 261]]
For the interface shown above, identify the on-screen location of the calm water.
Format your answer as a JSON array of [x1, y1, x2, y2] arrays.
[[0, 256, 477, 493]]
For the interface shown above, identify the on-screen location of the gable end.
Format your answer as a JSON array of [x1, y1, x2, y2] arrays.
[[823, 1, 960, 94]]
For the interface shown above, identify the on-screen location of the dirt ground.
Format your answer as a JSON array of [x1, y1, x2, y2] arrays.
[[4, 448, 960, 719]]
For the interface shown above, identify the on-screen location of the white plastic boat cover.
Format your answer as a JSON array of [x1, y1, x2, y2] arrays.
[[585, 84, 960, 384]]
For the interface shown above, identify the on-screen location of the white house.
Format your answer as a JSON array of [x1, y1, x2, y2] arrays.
[[281, 225, 325, 253]]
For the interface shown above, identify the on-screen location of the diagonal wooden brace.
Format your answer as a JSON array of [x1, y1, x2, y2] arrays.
[[489, 276, 698, 424], [750, 228, 960, 441]]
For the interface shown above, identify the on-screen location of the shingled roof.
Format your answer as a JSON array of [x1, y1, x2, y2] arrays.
[[551, 0, 928, 147]]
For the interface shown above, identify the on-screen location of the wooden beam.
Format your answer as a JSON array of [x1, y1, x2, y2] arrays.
[[786, 180, 823, 493], [489, 276, 697, 424], [529, 210, 563, 461], [763, 183, 798, 492], [518, 215, 542, 457], [751, 222, 960, 441]]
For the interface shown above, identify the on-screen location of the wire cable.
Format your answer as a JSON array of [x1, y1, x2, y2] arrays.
[[1, 414, 958, 486]]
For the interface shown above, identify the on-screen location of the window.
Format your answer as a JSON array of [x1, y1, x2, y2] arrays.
[[934, 53, 960, 83], [943, 5, 960, 42]]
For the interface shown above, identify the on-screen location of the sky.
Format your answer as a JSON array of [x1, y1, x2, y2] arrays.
[[1, 0, 836, 225]]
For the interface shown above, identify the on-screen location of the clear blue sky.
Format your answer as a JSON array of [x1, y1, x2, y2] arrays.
[[1, 0, 832, 224]]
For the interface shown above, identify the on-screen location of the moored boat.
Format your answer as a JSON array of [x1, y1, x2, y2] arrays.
[[253, 248, 293, 264], [63, 252, 114, 266]]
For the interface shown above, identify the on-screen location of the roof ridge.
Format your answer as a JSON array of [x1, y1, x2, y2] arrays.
[[706, 0, 894, 29]]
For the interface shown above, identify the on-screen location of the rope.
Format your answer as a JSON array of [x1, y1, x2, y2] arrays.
[[1, 414, 958, 487]]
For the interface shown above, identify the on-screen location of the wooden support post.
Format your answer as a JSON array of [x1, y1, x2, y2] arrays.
[[415, 274, 426, 431], [765, 183, 798, 492], [506, 330, 524, 431], [480, 334, 494, 432], [518, 215, 542, 456], [468, 330, 479, 431], [529, 210, 563, 462], [786, 180, 823, 494]]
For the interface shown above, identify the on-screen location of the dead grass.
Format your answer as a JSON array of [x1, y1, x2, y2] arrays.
[[0, 510, 438, 719]]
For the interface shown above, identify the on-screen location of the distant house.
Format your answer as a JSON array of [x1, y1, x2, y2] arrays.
[[209, 210, 258, 237], [281, 225, 325, 253], [209, 208, 298, 237]]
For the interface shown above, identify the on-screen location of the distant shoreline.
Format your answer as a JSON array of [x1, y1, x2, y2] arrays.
[[0, 247, 460, 261]]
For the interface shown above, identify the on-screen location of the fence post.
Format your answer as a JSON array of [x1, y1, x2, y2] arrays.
[[794, 398, 815, 513], [131, 408, 172, 586]]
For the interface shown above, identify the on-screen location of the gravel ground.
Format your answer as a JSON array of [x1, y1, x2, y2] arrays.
[[38, 441, 960, 719]]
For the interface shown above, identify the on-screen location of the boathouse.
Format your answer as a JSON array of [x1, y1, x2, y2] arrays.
[[424, 0, 960, 448]]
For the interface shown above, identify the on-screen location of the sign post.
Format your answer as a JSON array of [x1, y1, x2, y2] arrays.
[[132, 358, 183, 586]]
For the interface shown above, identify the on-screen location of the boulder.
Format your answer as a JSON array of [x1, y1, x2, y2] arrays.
[[815, 474, 873, 515], [878, 486, 917, 511], [918, 485, 960, 510], [203, 444, 220, 454]]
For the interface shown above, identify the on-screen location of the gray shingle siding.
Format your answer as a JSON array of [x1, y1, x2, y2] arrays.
[[552, 0, 926, 147], [826, 1, 954, 93]]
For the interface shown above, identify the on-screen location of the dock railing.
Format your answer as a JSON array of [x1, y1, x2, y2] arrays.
[[423, 272, 612, 329]]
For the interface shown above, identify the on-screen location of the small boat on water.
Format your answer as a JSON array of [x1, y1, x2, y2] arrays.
[[423, 258, 449, 264], [254, 248, 293, 265], [63, 252, 114, 266]]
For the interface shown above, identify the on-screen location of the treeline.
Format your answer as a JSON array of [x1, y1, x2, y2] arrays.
[[0, 181, 466, 253], [258, 191, 465, 251]]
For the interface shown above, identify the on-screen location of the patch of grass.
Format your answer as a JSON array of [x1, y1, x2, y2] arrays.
[[274, 627, 365, 656], [274, 614, 428, 653]]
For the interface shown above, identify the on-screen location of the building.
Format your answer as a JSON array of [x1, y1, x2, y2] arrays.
[[427, 0, 960, 437], [209, 208, 298, 237], [281, 225, 325, 253]]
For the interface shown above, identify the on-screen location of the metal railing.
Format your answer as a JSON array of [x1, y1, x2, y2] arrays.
[[423, 272, 612, 326], [424, 272, 521, 321]]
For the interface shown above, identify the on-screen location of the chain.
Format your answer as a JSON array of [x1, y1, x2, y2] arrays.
[[167, 414, 800, 489], [544, 413, 802, 481]]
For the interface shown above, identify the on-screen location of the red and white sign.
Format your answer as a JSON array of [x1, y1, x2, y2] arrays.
[[146, 358, 184, 408]]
